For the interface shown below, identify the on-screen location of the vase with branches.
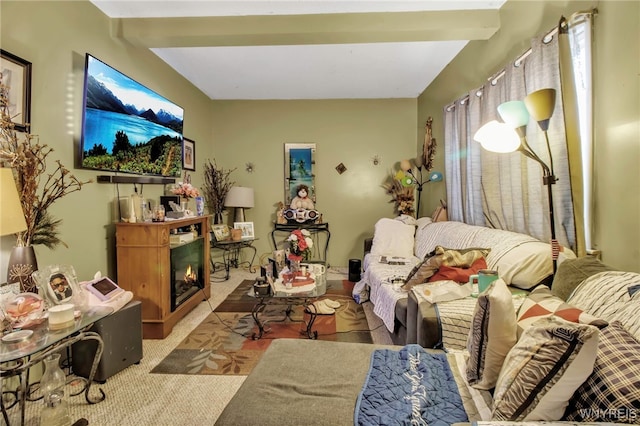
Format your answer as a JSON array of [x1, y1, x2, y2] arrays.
[[202, 159, 235, 224], [0, 75, 91, 290]]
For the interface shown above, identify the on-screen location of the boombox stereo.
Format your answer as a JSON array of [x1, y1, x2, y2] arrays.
[[283, 208, 319, 224]]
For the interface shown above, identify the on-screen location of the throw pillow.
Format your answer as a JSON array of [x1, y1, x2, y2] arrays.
[[466, 278, 517, 390], [429, 257, 487, 283], [564, 321, 640, 423], [401, 253, 442, 291], [369, 218, 415, 259], [550, 256, 615, 301], [492, 316, 599, 421], [437, 246, 490, 268], [516, 285, 607, 338]]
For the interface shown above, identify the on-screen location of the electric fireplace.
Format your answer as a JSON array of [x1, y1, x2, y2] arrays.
[[170, 238, 204, 311]]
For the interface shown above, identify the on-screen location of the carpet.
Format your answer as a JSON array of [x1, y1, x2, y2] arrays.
[[151, 279, 372, 375]]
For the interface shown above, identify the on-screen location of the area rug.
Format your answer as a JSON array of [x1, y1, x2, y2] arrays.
[[151, 280, 372, 375]]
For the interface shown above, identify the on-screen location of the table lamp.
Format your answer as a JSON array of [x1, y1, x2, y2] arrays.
[[0, 168, 28, 282], [224, 186, 254, 222]]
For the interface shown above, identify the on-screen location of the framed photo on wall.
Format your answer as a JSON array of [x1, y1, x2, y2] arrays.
[[284, 143, 316, 207], [234, 222, 255, 239], [0, 50, 32, 132], [182, 137, 196, 171]]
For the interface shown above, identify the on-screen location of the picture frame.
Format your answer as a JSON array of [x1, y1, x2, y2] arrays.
[[284, 143, 316, 206], [182, 137, 196, 171], [234, 222, 255, 239], [32, 264, 81, 306], [212, 224, 230, 242], [0, 50, 32, 132]]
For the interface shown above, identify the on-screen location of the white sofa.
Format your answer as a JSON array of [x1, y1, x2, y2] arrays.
[[359, 217, 575, 346]]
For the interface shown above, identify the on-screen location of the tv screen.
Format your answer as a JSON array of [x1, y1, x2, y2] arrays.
[[80, 54, 184, 177]]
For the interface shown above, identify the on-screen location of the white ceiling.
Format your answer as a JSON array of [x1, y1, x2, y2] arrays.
[[90, 1, 506, 100]]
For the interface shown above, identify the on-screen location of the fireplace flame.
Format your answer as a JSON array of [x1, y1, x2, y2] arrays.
[[184, 264, 197, 283]]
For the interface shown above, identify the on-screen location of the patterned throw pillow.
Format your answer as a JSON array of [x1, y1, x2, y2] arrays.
[[564, 321, 640, 423], [436, 246, 490, 268], [516, 286, 607, 337], [466, 278, 517, 390], [492, 316, 599, 421], [429, 257, 488, 283], [401, 253, 442, 291]]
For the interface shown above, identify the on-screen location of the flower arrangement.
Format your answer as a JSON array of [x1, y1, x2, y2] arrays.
[[171, 172, 200, 199], [202, 159, 235, 222], [382, 174, 415, 216], [287, 229, 313, 261], [0, 76, 90, 248]]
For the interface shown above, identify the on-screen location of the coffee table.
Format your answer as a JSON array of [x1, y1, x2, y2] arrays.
[[251, 277, 326, 340]]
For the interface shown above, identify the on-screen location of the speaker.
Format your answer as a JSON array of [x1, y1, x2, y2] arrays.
[[72, 301, 143, 382], [349, 259, 361, 282]]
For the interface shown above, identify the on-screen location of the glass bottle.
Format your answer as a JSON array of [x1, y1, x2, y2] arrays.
[[40, 393, 71, 426], [40, 353, 69, 425]]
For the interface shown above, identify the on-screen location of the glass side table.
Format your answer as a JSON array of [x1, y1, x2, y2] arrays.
[[210, 238, 258, 280]]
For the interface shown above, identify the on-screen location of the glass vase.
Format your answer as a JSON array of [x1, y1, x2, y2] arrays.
[[40, 353, 66, 403]]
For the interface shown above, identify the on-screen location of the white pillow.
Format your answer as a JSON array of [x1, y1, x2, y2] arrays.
[[466, 278, 517, 390], [370, 218, 415, 259], [496, 243, 576, 289]]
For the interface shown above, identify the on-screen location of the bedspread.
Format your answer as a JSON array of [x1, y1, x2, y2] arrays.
[[355, 344, 469, 425]]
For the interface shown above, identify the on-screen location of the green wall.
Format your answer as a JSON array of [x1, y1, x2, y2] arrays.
[[418, 0, 640, 273], [209, 99, 419, 265], [1, 1, 214, 279], [2, 0, 637, 281]]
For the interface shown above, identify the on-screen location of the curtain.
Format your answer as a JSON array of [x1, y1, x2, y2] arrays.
[[444, 29, 576, 250], [559, 12, 595, 257]]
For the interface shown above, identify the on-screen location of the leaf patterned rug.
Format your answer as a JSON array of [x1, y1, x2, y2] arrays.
[[151, 279, 372, 375]]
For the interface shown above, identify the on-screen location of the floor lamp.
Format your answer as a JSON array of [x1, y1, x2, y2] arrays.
[[474, 88, 559, 273], [399, 159, 443, 218]]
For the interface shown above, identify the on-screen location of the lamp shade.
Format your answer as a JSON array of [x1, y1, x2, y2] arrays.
[[400, 159, 412, 172], [524, 88, 556, 131], [0, 168, 27, 236], [473, 120, 521, 153], [224, 186, 254, 208], [497, 100, 530, 129]]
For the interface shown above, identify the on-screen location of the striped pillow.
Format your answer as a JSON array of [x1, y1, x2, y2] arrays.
[[492, 316, 599, 421], [564, 321, 640, 423]]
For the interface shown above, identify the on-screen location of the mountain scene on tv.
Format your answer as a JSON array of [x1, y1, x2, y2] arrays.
[[81, 55, 184, 177]]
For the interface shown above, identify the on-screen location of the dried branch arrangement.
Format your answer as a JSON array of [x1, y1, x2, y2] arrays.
[[382, 176, 415, 216], [202, 159, 235, 220], [0, 75, 91, 248]]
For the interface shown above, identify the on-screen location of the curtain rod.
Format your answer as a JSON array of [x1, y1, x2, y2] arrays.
[[445, 8, 596, 112]]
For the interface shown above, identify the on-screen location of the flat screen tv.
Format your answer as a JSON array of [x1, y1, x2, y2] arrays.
[[80, 54, 184, 178]]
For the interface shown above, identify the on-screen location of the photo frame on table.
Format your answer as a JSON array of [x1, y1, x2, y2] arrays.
[[234, 222, 255, 239], [0, 50, 32, 132], [32, 264, 81, 306], [182, 137, 195, 171], [212, 224, 230, 242]]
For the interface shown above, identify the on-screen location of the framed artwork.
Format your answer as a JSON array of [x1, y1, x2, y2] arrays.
[[284, 143, 316, 206], [0, 50, 32, 132], [182, 138, 196, 171], [234, 222, 255, 239], [212, 224, 230, 241]]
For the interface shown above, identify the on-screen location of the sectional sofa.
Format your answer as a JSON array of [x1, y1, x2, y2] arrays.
[[357, 218, 575, 347], [217, 254, 640, 424]]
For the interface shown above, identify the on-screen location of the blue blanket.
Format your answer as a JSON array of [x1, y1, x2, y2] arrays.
[[355, 345, 468, 425]]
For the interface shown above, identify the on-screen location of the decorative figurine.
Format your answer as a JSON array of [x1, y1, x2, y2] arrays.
[[290, 184, 315, 210]]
